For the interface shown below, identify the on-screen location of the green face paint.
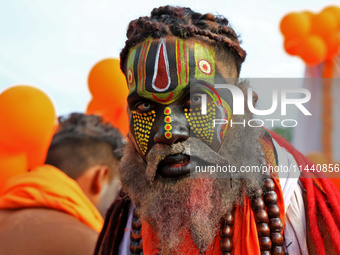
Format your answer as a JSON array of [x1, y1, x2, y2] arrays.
[[126, 37, 234, 158]]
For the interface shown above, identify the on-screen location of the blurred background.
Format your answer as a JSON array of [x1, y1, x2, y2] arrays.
[[1, 0, 340, 173], [0, 0, 338, 114]]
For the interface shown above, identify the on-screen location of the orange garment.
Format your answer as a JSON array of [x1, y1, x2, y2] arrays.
[[0, 164, 103, 232], [142, 178, 285, 255]]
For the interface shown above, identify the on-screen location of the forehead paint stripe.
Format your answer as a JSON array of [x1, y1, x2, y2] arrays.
[[152, 92, 174, 102], [176, 40, 182, 85], [176, 39, 189, 87], [201, 83, 222, 106], [127, 48, 137, 94], [194, 43, 215, 85], [152, 39, 171, 92], [201, 88, 218, 106], [142, 40, 151, 91], [184, 42, 189, 84], [137, 39, 151, 91]]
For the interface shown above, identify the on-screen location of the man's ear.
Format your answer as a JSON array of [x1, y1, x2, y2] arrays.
[[91, 165, 109, 195]]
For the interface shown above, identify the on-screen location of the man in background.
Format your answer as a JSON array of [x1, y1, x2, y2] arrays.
[[0, 113, 124, 255]]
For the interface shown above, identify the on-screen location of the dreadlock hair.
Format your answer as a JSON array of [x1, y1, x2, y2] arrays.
[[45, 113, 125, 180], [120, 5, 246, 75]]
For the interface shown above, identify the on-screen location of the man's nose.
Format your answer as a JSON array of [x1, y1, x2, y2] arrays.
[[154, 107, 189, 145]]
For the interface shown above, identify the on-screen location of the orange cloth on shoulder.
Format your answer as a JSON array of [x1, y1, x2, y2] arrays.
[[0, 164, 104, 232]]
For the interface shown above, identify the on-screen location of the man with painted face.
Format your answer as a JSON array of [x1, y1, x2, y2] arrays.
[[95, 6, 340, 255]]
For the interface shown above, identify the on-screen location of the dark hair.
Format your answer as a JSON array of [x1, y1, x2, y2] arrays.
[[45, 113, 125, 179], [120, 5, 246, 75]]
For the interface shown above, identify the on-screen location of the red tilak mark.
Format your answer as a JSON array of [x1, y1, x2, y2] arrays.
[[165, 133, 171, 138], [154, 43, 169, 90], [152, 92, 174, 103], [165, 108, 170, 114]]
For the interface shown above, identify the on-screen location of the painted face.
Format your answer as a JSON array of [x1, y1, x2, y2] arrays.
[[126, 37, 237, 159]]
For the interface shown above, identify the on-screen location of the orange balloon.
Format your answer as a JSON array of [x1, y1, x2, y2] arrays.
[[87, 58, 129, 135], [0, 152, 28, 193], [280, 12, 311, 39], [88, 58, 128, 105], [86, 98, 107, 115], [306, 152, 328, 164], [284, 37, 304, 55], [323, 33, 340, 60], [301, 11, 315, 20], [299, 35, 327, 66], [87, 97, 129, 135], [311, 12, 337, 38], [0, 86, 56, 169], [323, 6, 340, 29]]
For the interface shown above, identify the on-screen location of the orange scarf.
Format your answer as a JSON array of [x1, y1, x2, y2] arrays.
[[0, 164, 104, 232]]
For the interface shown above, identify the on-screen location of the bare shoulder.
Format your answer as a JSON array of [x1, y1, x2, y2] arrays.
[[0, 208, 99, 255]]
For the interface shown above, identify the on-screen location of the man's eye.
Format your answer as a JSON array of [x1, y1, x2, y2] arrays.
[[191, 95, 201, 104], [137, 102, 152, 111]]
